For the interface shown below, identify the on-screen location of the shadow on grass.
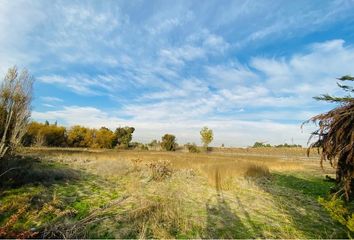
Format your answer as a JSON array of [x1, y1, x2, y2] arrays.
[[0, 154, 81, 190], [254, 173, 347, 238], [204, 168, 253, 239], [205, 192, 253, 239], [270, 173, 334, 198], [0, 154, 88, 238]]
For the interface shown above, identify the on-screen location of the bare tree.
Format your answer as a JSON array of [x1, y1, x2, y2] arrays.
[[0, 66, 33, 158]]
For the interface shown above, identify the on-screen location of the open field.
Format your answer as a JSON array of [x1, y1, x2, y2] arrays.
[[0, 147, 349, 238]]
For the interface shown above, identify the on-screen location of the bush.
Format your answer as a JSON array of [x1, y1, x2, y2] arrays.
[[161, 134, 177, 151], [185, 143, 199, 153], [131, 142, 148, 151], [148, 160, 173, 181], [147, 139, 161, 151], [318, 196, 354, 236]]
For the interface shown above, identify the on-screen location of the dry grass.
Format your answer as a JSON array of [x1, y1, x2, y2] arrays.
[[2, 147, 345, 238], [244, 164, 271, 179], [21, 147, 324, 190]]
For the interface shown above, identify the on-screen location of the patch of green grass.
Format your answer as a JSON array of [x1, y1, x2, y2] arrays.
[[272, 172, 334, 198], [72, 201, 90, 219], [258, 172, 348, 238], [0, 156, 125, 238]]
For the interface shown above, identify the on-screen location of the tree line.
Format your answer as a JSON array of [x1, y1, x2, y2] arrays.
[[252, 141, 302, 148], [21, 121, 215, 152], [22, 121, 136, 149]]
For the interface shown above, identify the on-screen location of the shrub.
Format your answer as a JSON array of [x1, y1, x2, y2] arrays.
[[131, 142, 149, 150], [185, 143, 199, 153], [318, 196, 354, 236], [161, 134, 177, 151], [148, 160, 173, 181]]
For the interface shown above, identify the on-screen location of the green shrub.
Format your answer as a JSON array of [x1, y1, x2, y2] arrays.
[[161, 134, 177, 151], [318, 196, 354, 236], [185, 143, 199, 153]]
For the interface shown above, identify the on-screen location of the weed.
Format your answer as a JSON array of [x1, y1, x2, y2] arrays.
[[318, 196, 354, 235], [148, 160, 173, 181]]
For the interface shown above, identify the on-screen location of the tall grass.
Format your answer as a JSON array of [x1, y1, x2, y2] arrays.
[[22, 147, 323, 192], [1, 147, 345, 238]]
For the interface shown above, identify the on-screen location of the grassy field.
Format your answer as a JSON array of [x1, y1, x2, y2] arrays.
[[0, 147, 349, 238]]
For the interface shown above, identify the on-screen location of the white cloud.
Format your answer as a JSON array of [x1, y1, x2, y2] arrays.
[[42, 103, 55, 108], [159, 45, 206, 66], [251, 39, 354, 98], [32, 106, 124, 129], [233, 0, 354, 47], [38, 74, 124, 95], [0, 0, 44, 75], [41, 96, 63, 103], [205, 63, 259, 88], [146, 10, 194, 35]]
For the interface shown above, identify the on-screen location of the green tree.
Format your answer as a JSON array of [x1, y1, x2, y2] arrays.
[[161, 134, 177, 151], [0, 66, 33, 158], [114, 126, 135, 147], [252, 142, 271, 148], [305, 75, 354, 200], [200, 126, 213, 149]]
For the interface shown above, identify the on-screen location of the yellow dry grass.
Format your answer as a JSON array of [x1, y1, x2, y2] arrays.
[[22, 147, 330, 191], [8, 147, 344, 239]]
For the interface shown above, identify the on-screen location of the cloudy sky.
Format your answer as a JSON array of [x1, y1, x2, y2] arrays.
[[1, 0, 354, 146]]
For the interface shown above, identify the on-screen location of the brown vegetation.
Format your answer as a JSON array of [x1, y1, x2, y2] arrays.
[[305, 75, 354, 200], [0, 67, 33, 158]]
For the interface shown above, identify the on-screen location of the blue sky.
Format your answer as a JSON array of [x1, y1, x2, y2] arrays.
[[1, 0, 354, 146]]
